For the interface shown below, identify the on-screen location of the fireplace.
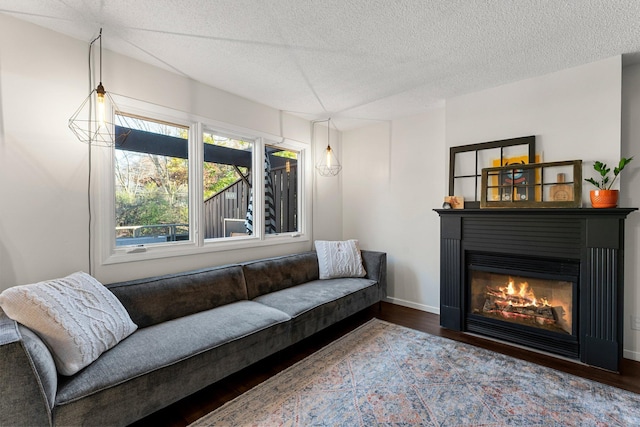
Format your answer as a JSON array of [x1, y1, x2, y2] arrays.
[[466, 252, 579, 358], [470, 271, 574, 334], [436, 208, 636, 372]]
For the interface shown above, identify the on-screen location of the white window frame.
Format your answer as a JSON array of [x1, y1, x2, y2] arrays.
[[263, 138, 306, 240], [97, 97, 310, 265]]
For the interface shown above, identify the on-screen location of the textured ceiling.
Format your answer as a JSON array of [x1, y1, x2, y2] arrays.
[[2, 0, 640, 130]]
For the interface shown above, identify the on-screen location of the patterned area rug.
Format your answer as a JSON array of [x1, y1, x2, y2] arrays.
[[190, 319, 640, 426]]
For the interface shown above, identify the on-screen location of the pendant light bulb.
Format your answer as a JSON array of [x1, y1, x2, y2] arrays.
[[326, 146, 332, 168], [96, 83, 106, 129]]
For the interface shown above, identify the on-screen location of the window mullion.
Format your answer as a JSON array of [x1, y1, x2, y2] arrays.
[[191, 122, 204, 246], [253, 138, 265, 240], [297, 148, 305, 235]]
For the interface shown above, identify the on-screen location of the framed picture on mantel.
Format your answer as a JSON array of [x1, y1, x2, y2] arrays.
[[449, 136, 536, 208], [480, 160, 582, 208]]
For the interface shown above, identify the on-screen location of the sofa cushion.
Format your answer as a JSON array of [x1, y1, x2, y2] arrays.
[[0, 272, 137, 376], [252, 277, 377, 317], [107, 265, 248, 328], [55, 300, 291, 406], [253, 277, 380, 343], [242, 252, 320, 299], [314, 240, 366, 279]]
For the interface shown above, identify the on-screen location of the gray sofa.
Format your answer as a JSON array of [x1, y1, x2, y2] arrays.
[[0, 250, 386, 426]]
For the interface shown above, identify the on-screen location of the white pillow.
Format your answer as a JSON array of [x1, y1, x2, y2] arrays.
[[314, 239, 367, 279], [0, 272, 137, 375]]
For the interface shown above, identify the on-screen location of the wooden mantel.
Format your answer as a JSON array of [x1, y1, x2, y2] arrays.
[[435, 207, 637, 372]]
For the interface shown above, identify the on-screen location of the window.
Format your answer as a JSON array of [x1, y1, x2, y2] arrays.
[[202, 130, 253, 239], [114, 114, 190, 246], [101, 101, 308, 263], [201, 137, 300, 239], [264, 144, 299, 235]]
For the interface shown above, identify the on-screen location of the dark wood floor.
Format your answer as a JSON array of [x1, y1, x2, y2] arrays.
[[131, 302, 640, 426]]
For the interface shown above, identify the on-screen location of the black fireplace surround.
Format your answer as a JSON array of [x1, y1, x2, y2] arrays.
[[436, 208, 636, 372]]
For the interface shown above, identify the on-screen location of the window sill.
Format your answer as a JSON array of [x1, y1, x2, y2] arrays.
[[102, 233, 309, 265]]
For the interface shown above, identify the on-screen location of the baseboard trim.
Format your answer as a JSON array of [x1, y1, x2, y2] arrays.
[[384, 297, 439, 315], [623, 348, 640, 362]]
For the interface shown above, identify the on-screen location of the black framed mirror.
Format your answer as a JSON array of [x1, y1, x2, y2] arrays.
[[449, 136, 536, 208]]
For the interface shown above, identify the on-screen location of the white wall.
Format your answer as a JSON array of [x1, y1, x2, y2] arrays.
[[621, 63, 640, 361], [312, 124, 343, 242], [0, 14, 336, 289], [0, 16, 89, 290], [343, 56, 640, 361], [343, 109, 446, 312], [447, 56, 622, 205]]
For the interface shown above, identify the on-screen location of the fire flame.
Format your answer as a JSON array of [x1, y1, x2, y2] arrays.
[[500, 278, 550, 307]]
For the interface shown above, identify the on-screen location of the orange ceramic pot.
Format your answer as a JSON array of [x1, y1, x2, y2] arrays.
[[590, 189, 619, 208]]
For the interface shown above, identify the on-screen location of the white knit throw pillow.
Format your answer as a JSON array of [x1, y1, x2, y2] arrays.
[[314, 240, 367, 279], [0, 272, 137, 375]]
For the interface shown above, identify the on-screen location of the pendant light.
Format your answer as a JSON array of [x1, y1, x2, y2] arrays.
[[69, 28, 129, 147], [315, 118, 342, 177]]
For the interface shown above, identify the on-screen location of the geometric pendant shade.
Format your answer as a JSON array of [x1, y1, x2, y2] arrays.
[[315, 118, 342, 177], [68, 86, 127, 147], [68, 28, 129, 147]]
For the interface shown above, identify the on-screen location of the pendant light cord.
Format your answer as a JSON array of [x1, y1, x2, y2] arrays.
[[86, 30, 102, 275], [98, 28, 102, 85]]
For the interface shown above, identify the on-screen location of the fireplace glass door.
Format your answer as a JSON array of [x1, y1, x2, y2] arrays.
[[470, 270, 575, 336]]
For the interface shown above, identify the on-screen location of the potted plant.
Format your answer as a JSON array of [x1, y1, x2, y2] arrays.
[[584, 157, 633, 208]]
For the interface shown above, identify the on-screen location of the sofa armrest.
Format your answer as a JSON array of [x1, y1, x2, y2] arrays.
[[0, 311, 55, 427], [361, 250, 387, 299]]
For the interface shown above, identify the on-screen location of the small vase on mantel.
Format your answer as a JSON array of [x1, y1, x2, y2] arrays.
[[590, 189, 619, 208]]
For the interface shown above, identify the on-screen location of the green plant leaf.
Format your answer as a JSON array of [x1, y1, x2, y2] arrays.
[[584, 177, 601, 188], [614, 156, 633, 176], [594, 161, 610, 177]]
